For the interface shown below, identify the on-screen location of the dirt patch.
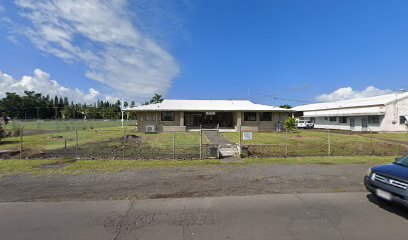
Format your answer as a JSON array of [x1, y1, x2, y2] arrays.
[[195, 174, 215, 180], [36, 162, 67, 169], [288, 135, 319, 140]]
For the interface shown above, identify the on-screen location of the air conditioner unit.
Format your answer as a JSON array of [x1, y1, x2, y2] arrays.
[[145, 124, 156, 133]]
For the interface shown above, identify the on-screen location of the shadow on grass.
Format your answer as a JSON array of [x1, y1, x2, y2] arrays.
[[0, 140, 21, 145], [366, 194, 408, 220]]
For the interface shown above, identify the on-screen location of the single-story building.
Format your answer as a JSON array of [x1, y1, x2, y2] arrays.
[[293, 92, 408, 132], [126, 100, 293, 132]]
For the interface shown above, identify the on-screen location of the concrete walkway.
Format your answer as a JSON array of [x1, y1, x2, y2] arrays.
[[0, 192, 407, 240], [203, 130, 232, 145]]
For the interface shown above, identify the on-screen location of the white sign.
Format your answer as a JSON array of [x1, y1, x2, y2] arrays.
[[243, 132, 252, 140], [206, 112, 216, 115]]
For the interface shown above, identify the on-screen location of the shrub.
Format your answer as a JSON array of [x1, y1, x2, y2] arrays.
[[284, 117, 297, 131], [0, 125, 5, 141], [11, 124, 23, 137]]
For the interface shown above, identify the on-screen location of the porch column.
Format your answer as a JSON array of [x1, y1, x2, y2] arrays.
[[180, 111, 184, 126], [237, 112, 242, 126]]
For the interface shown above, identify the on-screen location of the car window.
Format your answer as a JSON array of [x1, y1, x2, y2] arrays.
[[396, 155, 408, 167]]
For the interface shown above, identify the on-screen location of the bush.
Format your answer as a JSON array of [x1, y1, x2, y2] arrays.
[[11, 124, 23, 137], [284, 117, 297, 131], [0, 125, 5, 141]]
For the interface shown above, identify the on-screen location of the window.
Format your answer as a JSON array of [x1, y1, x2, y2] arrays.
[[368, 116, 380, 124], [329, 117, 337, 122], [324, 117, 328, 121], [145, 114, 156, 121], [244, 112, 257, 121], [259, 112, 272, 121], [310, 117, 316, 123], [339, 117, 347, 123], [161, 111, 175, 121], [400, 116, 408, 124]]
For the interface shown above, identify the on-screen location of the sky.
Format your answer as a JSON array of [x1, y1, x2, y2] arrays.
[[0, 0, 408, 106]]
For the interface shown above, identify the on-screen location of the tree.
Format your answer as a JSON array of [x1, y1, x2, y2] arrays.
[[130, 101, 136, 108], [149, 93, 163, 104], [284, 117, 297, 131], [279, 104, 292, 109]]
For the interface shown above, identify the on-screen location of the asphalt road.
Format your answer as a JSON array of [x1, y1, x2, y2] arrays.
[[0, 192, 407, 240]]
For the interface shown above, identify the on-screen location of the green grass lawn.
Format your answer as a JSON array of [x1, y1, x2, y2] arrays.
[[0, 156, 395, 177], [1, 129, 406, 159], [0, 127, 128, 151], [223, 131, 407, 157], [369, 133, 408, 143], [0, 129, 208, 159]]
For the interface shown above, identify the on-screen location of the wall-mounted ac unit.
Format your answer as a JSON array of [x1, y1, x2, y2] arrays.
[[145, 124, 156, 133]]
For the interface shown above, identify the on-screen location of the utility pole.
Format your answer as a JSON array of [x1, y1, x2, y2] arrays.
[[121, 98, 124, 128]]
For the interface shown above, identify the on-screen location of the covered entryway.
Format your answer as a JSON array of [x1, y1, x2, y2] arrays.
[[184, 112, 234, 129]]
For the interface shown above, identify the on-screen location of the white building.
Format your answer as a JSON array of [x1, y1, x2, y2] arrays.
[[293, 92, 408, 132]]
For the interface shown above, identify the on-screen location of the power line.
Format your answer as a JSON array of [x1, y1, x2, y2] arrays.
[[249, 90, 313, 103]]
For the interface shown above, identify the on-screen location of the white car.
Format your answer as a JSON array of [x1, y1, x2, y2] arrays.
[[297, 120, 314, 129]]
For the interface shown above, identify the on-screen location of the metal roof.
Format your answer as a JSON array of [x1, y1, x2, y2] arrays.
[[126, 100, 293, 112], [302, 106, 386, 117], [293, 92, 408, 112]]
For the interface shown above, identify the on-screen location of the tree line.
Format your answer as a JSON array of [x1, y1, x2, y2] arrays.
[[0, 91, 164, 120]]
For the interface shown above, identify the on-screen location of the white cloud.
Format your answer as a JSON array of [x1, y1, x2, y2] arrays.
[[6, 35, 19, 45], [14, 0, 180, 99], [0, 68, 101, 103], [315, 86, 393, 102]]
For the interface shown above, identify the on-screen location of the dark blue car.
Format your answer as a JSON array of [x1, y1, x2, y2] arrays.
[[364, 155, 408, 207]]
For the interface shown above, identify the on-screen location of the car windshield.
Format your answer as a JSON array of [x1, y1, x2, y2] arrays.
[[298, 121, 305, 123], [395, 155, 408, 167]]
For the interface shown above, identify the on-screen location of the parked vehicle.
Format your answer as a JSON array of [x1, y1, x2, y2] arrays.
[[364, 155, 408, 207], [297, 120, 314, 129]]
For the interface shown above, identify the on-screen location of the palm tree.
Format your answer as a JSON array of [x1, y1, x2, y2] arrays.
[[149, 93, 164, 104]]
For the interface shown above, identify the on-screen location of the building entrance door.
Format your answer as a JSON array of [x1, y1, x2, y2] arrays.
[[361, 117, 368, 131], [350, 118, 355, 131]]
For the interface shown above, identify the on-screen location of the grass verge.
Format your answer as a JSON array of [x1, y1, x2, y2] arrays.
[[0, 156, 395, 177]]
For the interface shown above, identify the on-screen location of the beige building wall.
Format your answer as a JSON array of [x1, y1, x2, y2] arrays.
[[136, 111, 291, 132]]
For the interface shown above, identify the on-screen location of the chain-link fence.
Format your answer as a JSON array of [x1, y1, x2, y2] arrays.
[[0, 122, 407, 160], [236, 128, 408, 158], [0, 123, 217, 159]]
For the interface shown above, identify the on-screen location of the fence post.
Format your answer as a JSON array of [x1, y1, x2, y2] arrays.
[[217, 124, 220, 159], [172, 131, 176, 159], [123, 128, 127, 159], [200, 125, 202, 159], [370, 129, 373, 155], [285, 128, 288, 157], [328, 128, 331, 156], [75, 128, 79, 159], [19, 130, 23, 159], [239, 125, 242, 155]]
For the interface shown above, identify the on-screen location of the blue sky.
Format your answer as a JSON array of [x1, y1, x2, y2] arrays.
[[1, 0, 408, 106]]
